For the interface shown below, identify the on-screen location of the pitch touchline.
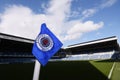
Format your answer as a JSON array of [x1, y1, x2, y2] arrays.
[[108, 62, 115, 80]]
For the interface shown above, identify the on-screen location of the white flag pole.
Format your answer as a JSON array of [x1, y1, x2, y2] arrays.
[[33, 60, 41, 80]]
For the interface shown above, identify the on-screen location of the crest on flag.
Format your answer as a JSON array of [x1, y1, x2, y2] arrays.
[[36, 34, 53, 51]]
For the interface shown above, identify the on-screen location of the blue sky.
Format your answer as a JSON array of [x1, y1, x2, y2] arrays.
[[0, 0, 120, 47]]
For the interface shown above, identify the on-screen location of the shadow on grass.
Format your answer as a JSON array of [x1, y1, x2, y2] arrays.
[[0, 61, 112, 80], [40, 61, 108, 80], [0, 63, 34, 80]]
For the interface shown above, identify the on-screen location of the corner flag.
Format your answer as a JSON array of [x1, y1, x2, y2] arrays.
[[32, 23, 63, 66]]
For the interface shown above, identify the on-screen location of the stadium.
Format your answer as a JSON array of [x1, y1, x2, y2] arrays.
[[0, 32, 120, 80]]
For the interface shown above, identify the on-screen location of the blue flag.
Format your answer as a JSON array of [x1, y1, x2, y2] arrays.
[[32, 23, 63, 66]]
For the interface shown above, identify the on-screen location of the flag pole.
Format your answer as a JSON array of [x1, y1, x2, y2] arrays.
[[33, 60, 41, 80]]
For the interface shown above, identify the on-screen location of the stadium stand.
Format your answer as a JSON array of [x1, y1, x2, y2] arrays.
[[0, 33, 35, 63], [51, 36, 120, 61], [0, 32, 120, 63]]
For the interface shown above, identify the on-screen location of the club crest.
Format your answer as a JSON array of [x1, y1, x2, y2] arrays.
[[36, 34, 53, 51]]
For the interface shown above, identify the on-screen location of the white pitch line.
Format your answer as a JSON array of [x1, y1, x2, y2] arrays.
[[108, 62, 115, 80]]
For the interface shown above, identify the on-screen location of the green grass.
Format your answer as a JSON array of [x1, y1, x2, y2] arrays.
[[90, 60, 113, 77], [111, 62, 120, 80], [0, 60, 117, 80], [0, 63, 34, 80], [40, 61, 111, 80]]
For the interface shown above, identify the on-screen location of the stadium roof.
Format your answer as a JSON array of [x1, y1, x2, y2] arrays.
[[66, 36, 118, 49], [0, 33, 119, 52], [65, 36, 120, 54], [0, 32, 34, 52], [0, 33, 34, 44]]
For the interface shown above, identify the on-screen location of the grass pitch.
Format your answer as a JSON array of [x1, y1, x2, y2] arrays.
[[0, 63, 34, 80], [0, 60, 119, 80], [90, 60, 113, 77], [111, 62, 120, 80], [40, 60, 113, 80]]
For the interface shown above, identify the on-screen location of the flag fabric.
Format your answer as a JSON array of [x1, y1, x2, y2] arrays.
[[32, 23, 63, 66]]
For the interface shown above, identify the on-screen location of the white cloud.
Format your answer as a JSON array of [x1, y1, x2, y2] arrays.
[[0, 5, 46, 39], [0, 0, 105, 45], [68, 21, 103, 34], [100, 0, 117, 8], [63, 21, 104, 41], [81, 0, 117, 20], [81, 8, 97, 20]]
